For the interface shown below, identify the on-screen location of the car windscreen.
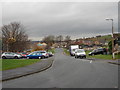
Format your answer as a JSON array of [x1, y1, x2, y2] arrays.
[[92, 49, 97, 52], [22, 53, 27, 54], [30, 53, 36, 55], [30, 52, 41, 55], [77, 50, 85, 53], [40, 52, 46, 53]]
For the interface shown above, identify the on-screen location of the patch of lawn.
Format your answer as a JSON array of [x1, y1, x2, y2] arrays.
[[115, 54, 120, 59], [1, 59, 41, 71], [0, 59, 2, 71], [64, 48, 70, 55], [48, 48, 55, 53], [88, 54, 112, 60]]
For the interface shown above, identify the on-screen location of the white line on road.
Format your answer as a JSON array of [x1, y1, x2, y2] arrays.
[[76, 59, 93, 63], [90, 60, 92, 63]]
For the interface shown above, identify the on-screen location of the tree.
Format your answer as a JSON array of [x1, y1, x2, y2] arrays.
[[56, 35, 63, 42], [1, 22, 30, 52], [64, 35, 71, 49], [42, 35, 55, 50], [65, 35, 71, 42], [55, 35, 63, 47]]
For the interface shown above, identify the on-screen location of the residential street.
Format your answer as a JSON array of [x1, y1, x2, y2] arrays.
[[3, 48, 118, 88]]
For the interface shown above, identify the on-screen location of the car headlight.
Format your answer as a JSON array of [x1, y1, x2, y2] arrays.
[[18, 55, 21, 57], [89, 52, 91, 54]]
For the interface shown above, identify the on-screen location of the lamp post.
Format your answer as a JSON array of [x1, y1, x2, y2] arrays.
[[105, 18, 115, 59]]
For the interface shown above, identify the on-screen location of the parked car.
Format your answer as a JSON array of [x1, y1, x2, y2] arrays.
[[88, 48, 107, 56], [75, 49, 86, 59], [47, 52, 54, 57], [40, 51, 49, 58], [27, 51, 43, 59], [26, 51, 49, 59], [19, 52, 29, 58], [1, 52, 22, 59]]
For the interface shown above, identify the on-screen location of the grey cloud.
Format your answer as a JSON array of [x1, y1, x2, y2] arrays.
[[2, 2, 118, 40]]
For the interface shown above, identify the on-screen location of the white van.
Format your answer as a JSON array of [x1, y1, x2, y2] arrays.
[[75, 49, 86, 59], [69, 45, 79, 56]]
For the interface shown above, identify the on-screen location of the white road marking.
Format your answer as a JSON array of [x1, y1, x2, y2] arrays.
[[76, 59, 92, 62], [76, 59, 93, 63], [90, 60, 92, 63]]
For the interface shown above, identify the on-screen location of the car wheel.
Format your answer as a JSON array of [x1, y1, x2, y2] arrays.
[[41, 56, 44, 59], [2, 56, 6, 59], [75, 56, 78, 58], [39, 57, 41, 59], [14, 56, 19, 59], [92, 54, 94, 56], [27, 57, 29, 59], [75, 56, 76, 58]]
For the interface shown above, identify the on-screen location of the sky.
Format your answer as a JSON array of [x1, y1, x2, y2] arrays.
[[1, 2, 119, 41]]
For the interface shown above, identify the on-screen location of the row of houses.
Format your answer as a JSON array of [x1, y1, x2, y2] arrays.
[[24, 33, 120, 52]]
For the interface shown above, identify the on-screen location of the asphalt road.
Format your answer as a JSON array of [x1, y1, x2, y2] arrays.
[[3, 48, 118, 88]]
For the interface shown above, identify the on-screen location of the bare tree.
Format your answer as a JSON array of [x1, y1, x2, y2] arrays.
[[64, 35, 71, 49], [56, 35, 63, 42], [55, 35, 63, 48], [65, 35, 71, 42], [1, 22, 30, 52], [42, 35, 55, 50]]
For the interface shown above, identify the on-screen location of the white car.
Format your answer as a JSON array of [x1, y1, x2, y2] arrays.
[[75, 49, 86, 59], [1, 52, 22, 59], [40, 51, 49, 58]]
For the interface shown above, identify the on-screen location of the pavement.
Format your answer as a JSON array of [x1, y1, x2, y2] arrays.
[[107, 59, 120, 65], [2, 48, 118, 88], [86, 58, 120, 65], [1, 57, 54, 81]]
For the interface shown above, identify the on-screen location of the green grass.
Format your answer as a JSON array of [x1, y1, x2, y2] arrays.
[[115, 54, 120, 59], [88, 54, 112, 60], [0, 59, 41, 71], [85, 50, 120, 60], [48, 48, 55, 53], [63, 48, 70, 55]]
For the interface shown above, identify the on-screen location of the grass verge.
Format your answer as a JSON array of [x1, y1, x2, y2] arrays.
[[0, 59, 41, 71], [85, 50, 120, 60], [63, 48, 70, 55], [48, 48, 55, 53]]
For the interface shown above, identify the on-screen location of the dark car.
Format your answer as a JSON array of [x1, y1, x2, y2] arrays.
[[27, 51, 43, 59], [88, 48, 107, 56], [48, 52, 54, 57], [26, 51, 49, 59]]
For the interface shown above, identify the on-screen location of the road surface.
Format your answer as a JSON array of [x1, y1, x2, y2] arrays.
[[3, 48, 118, 88]]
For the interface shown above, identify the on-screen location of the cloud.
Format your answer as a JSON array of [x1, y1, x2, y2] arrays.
[[2, 2, 118, 40]]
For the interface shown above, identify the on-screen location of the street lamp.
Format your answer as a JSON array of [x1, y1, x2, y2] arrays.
[[105, 18, 115, 59]]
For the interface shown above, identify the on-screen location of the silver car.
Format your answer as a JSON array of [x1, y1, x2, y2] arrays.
[[40, 51, 49, 58], [1, 52, 22, 59]]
